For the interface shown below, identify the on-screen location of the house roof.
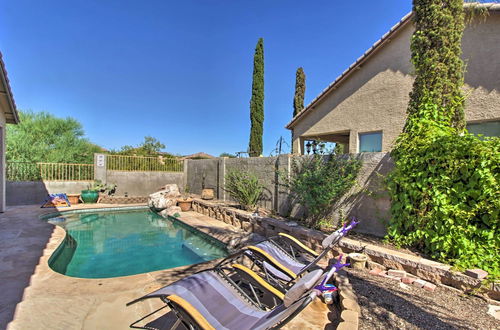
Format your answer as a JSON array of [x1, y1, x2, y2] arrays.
[[286, 3, 500, 130], [0, 51, 19, 124]]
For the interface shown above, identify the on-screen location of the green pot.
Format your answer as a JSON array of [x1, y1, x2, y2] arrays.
[[81, 190, 99, 203]]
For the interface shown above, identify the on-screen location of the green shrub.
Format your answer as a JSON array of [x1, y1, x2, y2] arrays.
[[387, 121, 499, 278], [224, 169, 264, 211], [284, 153, 361, 227]]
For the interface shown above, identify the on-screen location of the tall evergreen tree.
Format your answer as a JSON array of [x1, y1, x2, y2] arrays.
[[404, 0, 466, 134], [293, 67, 306, 117], [248, 38, 264, 157]]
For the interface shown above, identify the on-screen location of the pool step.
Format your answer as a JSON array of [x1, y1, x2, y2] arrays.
[[182, 238, 226, 261]]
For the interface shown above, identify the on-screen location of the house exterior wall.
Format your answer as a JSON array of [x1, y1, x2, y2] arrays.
[[291, 13, 500, 154], [0, 111, 5, 212]]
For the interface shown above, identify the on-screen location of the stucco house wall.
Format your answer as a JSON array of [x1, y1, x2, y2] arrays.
[[1, 52, 20, 212], [290, 10, 500, 154], [0, 111, 5, 212]]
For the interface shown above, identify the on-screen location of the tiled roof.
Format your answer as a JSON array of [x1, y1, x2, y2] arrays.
[[286, 3, 500, 129], [0, 51, 19, 124]]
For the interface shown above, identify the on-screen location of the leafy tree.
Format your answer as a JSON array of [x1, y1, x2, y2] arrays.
[[219, 152, 236, 158], [113, 136, 171, 157], [283, 151, 361, 227], [293, 67, 306, 117], [248, 38, 264, 157], [404, 0, 466, 134], [388, 1, 499, 278], [6, 110, 101, 163]]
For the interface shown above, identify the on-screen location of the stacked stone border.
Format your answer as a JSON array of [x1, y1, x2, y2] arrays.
[[334, 271, 360, 330], [192, 198, 499, 301]]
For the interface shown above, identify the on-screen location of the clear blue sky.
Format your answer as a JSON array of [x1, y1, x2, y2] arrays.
[[0, 0, 412, 156]]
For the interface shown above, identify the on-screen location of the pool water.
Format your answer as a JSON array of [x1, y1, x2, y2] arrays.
[[47, 209, 228, 278]]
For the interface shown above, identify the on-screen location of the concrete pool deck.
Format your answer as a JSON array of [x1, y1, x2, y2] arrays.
[[0, 204, 332, 329]]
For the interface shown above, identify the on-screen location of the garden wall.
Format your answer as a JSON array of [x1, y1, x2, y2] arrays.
[[6, 181, 90, 205], [106, 171, 184, 196], [186, 152, 393, 237]]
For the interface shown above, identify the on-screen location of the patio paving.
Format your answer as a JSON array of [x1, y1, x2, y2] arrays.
[[0, 204, 332, 329]]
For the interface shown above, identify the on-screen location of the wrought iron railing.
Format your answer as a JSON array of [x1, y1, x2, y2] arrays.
[[106, 155, 183, 172], [6, 162, 94, 181]]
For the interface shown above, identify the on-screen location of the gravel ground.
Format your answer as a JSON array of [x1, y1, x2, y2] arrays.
[[344, 268, 499, 330]]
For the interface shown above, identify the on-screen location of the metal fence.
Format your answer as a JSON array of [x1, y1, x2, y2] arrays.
[[6, 162, 94, 181], [106, 155, 183, 172]]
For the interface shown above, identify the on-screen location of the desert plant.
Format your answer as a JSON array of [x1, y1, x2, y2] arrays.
[[88, 180, 117, 195], [224, 169, 264, 211], [283, 152, 361, 227]]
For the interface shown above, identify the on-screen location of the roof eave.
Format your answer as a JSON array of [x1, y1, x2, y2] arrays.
[[0, 52, 19, 124], [286, 3, 500, 130], [285, 11, 413, 130]]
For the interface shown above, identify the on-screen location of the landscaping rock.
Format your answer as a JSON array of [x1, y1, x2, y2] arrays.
[[388, 269, 406, 278], [369, 268, 383, 276], [160, 206, 182, 218], [487, 305, 500, 320], [148, 184, 181, 211], [423, 282, 437, 292], [413, 279, 426, 288], [336, 321, 358, 330], [465, 269, 488, 279], [341, 298, 360, 313], [340, 310, 359, 324], [399, 282, 411, 290]]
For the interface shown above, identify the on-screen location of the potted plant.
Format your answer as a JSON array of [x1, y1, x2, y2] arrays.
[[201, 172, 215, 200], [81, 180, 117, 203], [177, 186, 193, 212]]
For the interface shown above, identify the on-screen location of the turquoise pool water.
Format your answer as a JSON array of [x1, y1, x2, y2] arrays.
[[47, 209, 228, 278]]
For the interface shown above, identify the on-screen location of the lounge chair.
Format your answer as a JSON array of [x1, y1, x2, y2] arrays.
[[127, 255, 348, 330], [246, 219, 359, 283]]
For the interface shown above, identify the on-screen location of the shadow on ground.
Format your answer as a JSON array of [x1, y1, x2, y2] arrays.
[[0, 205, 56, 328]]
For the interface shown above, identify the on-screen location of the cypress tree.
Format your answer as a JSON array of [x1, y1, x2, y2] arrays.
[[404, 0, 466, 134], [248, 38, 264, 157], [293, 67, 306, 117]]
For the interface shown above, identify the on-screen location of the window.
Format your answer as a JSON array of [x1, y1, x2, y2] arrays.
[[466, 121, 500, 138], [359, 132, 382, 152]]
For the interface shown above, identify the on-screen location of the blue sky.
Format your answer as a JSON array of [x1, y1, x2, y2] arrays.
[[0, 0, 412, 156]]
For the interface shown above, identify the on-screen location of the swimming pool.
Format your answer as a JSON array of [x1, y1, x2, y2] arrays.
[[46, 208, 228, 278]]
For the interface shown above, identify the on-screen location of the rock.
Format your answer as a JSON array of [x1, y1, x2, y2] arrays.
[[388, 269, 406, 278], [402, 277, 416, 285], [423, 282, 437, 292], [465, 269, 488, 279], [413, 279, 426, 288], [164, 206, 182, 217], [399, 282, 411, 290], [369, 268, 383, 276], [201, 188, 215, 200], [340, 310, 359, 325], [487, 305, 500, 320], [148, 184, 181, 211], [341, 298, 360, 313]]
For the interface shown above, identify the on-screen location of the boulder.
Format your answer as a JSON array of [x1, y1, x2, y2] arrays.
[[159, 206, 182, 218], [148, 184, 181, 211]]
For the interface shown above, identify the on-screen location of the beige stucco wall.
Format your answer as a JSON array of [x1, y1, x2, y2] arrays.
[[292, 12, 500, 154], [0, 109, 6, 212]]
